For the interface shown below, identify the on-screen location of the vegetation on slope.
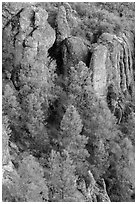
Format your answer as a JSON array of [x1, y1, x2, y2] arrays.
[[2, 2, 135, 202]]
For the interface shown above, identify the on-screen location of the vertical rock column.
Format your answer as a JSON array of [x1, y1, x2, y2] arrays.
[[119, 48, 127, 93], [3, 3, 56, 89], [90, 44, 108, 99], [56, 5, 70, 44], [18, 5, 56, 66], [92, 32, 134, 103]]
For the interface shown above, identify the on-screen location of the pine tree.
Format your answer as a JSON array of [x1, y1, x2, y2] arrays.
[[48, 150, 78, 201], [18, 154, 49, 202], [60, 104, 89, 176], [81, 95, 120, 179], [68, 64, 120, 179], [2, 84, 21, 130], [17, 59, 58, 148], [109, 137, 135, 202], [67, 61, 93, 106], [2, 114, 25, 202], [67, 63, 119, 179]]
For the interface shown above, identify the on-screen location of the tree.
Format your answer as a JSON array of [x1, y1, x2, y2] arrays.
[[67, 61, 93, 100], [66, 61, 119, 179], [108, 136, 135, 202], [2, 114, 25, 202], [60, 104, 89, 176], [120, 112, 135, 145], [81, 95, 121, 179], [2, 84, 21, 131], [17, 60, 58, 150], [2, 2, 58, 152], [48, 150, 79, 201], [18, 154, 49, 202]]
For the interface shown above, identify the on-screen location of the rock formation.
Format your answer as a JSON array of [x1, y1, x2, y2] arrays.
[[56, 5, 71, 44], [62, 2, 78, 30], [90, 44, 108, 99], [17, 6, 55, 64], [2, 2, 135, 202], [76, 170, 111, 202], [3, 3, 56, 89], [62, 36, 90, 76], [90, 32, 134, 119], [56, 3, 79, 44]]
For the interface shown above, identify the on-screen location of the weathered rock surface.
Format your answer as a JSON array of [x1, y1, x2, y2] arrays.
[[90, 32, 134, 120], [63, 2, 78, 29], [62, 36, 90, 76], [56, 5, 71, 43], [56, 3, 79, 44], [76, 170, 111, 202], [3, 4, 56, 88], [90, 32, 134, 101], [3, 4, 56, 61], [90, 44, 108, 99], [18, 6, 55, 65]]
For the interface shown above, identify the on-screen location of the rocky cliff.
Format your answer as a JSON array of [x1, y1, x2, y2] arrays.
[[94, 32, 134, 100], [3, 3, 134, 109], [55, 4, 135, 122], [90, 32, 135, 121]]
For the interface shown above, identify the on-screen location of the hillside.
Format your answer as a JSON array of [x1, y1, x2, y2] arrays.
[[2, 2, 135, 202]]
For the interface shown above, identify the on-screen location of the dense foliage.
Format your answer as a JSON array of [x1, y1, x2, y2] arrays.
[[2, 2, 135, 202]]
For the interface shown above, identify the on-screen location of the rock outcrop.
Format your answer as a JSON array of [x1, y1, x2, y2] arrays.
[[16, 6, 55, 65], [56, 5, 71, 44], [76, 170, 111, 202], [90, 44, 108, 99], [63, 2, 78, 30], [56, 3, 80, 44], [3, 3, 56, 89], [62, 36, 90, 76], [90, 32, 134, 118], [2, 3, 135, 202]]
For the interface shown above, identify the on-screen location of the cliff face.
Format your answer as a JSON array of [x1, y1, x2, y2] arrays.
[[3, 3, 134, 109], [89, 32, 134, 119], [94, 32, 134, 100], [55, 5, 135, 110]]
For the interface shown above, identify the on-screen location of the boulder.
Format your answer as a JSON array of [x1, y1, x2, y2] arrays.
[[98, 32, 114, 44], [62, 36, 90, 76]]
